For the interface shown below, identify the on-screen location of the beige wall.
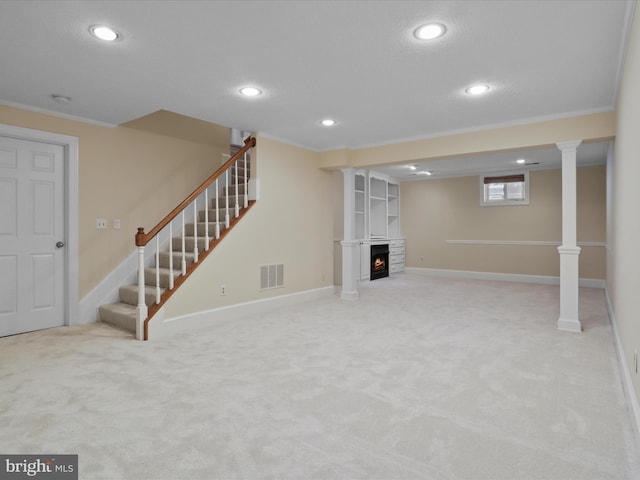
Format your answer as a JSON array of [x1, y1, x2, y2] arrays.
[[0, 105, 334, 323], [163, 135, 334, 319], [319, 112, 615, 170], [400, 166, 606, 279], [610, 4, 640, 410], [0, 105, 229, 298]]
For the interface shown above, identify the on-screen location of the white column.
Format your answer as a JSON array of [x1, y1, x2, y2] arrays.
[[557, 140, 582, 333], [341, 168, 359, 300]]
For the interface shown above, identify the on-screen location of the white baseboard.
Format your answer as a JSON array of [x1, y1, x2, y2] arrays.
[[150, 286, 336, 340], [404, 267, 605, 288], [605, 287, 640, 450]]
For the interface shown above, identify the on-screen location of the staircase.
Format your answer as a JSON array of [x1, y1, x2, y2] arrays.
[[98, 137, 256, 340]]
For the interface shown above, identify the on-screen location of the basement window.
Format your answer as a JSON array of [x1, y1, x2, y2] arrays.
[[480, 172, 529, 206]]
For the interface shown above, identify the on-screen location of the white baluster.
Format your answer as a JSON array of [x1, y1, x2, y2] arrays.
[[234, 160, 240, 218], [193, 199, 199, 263], [155, 236, 161, 304], [215, 179, 220, 239], [204, 188, 209, 251], [243, 151, 249, 208], [136, 246, 147, 341], [181, 211, 187, 275], [168, 222, 174, 289], [225, 169, 230, 228]]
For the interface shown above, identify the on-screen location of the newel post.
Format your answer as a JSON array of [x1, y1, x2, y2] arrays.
[[135, 227, 147, 341]]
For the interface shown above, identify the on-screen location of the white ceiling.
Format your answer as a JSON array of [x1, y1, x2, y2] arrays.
[[0, 1, 633, 170]]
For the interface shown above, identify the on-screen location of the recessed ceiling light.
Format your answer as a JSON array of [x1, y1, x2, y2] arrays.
[[321, 119, 336, 127], [89, 25, 120, 42], [239, 86, 263, 97], [516, 159, 526, 164], [414, 23, 446, 40], [51, 94, 71, 105], [465, 84, 490, 95]]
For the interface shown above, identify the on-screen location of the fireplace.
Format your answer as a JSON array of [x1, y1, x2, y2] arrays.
[[370, 243, 389, 280]]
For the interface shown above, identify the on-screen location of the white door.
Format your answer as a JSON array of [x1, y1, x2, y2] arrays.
[[0, 136, 65, 336]]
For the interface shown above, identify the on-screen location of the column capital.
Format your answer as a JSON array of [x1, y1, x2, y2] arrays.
[[340, 167, 356, 175], [556, 140, 582, 151]]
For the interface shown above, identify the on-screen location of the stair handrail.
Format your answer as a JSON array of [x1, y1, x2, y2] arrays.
[[135, 136, 256, 247]]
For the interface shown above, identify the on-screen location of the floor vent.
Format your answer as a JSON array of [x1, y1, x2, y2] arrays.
[[260, 264, 284, 290]]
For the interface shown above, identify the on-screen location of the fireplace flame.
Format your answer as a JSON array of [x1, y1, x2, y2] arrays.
[[373, 257, 385, 271]]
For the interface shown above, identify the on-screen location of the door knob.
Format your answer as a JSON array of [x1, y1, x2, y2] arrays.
[[56, 241, 65, 248]]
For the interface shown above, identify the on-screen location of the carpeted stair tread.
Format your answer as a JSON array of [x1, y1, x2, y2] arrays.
[[119, 284, 165, 306], [199, 208, 241, 222], [99, 302, 136, 333], [184, 222, 224, 237], [224, 184, 248, 195], [210, 195, 245, 207], [171, 236, 208, 252], [158, 251, 196, 269], [144, 266, 182, 288], [223, 193, 244, 202]]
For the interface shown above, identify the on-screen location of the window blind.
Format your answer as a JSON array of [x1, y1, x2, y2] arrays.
[[483, 174, 525, 184]]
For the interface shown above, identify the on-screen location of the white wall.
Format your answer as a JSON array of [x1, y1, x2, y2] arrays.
[[610, 3, 640, 408]]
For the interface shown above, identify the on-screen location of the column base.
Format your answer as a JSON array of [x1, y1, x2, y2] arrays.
[[340, 290, 359, 300], [557, 317, 582, 333]]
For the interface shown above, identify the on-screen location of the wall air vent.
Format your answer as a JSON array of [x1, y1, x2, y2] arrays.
[[260, 264, 284, 290]]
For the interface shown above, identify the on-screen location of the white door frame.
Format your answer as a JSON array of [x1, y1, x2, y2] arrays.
[[0, 123, 79, 326]]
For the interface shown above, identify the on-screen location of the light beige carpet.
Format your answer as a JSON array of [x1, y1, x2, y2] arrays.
[[1, 273, 638, 479]]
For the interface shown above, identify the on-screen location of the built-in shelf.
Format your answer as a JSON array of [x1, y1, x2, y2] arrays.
[[346, 169, 403, 281], [387, 182, 400, 238], [369, 176, 388, 238]]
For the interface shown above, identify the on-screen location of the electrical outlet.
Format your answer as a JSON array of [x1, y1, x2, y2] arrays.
[[220, 285, 226, 296], [113, 219, 121, 230], [96, 219, 107, 229]]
